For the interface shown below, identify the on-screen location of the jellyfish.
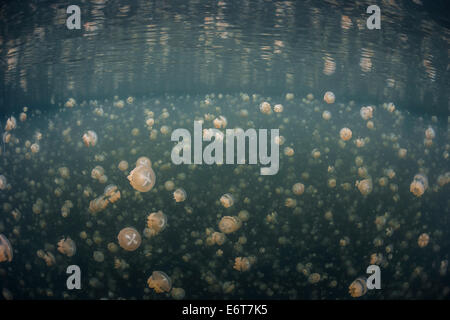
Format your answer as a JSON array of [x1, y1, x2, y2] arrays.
[[220, 193, 235, 208], [259, 101, 272, 114], [147, 211, 167, 235], [418, 233, 430, 248], [0, 175, 7, 190], [213, 116, 227, 129], [273, 104, 284, 113], [233, 257, 251, 272], [5, 116, 17, 131], [323, 91, 335, 104], [218, 216, 242, 234], [284, 147, 294, 156], [425, 127, 435, 140], [398, 148, 407, 159], [360, 106, 373, 120], [0, 234, 13, 262], [57, 237, 76, 257], [30, 143, 40, 153], [410, 174, 428, 197], [147, 271, 172, 293], [173, 188, 187, 202], [171, 288, 185, 300], [211, 232, 226, 245], [118, 160, 129, 171], [322, 111, 331, 120], [164, 180, 175, 191], [349, 277, 367, 297], [82, 130, 98, 147], [65, 98, 76, 108], [308, 273, 321, 284], [117, 227, 142, 251], [127, 165, 156, 192], [339, 128, 352, 141], [91, 166, 105, 180], [89, 196, 109, 214], [356, 179, 372, 196], [93, 251, 105, 263]]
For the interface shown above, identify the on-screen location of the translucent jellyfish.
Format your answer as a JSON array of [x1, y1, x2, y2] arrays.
[[233, 257, 251, 272], [82, 130, 98, 147], [91, 166, 105, 180], [410, 174, 428, 197], [89, 196, 109, 214], [356, 178, 373, 196], [418, 233, 430, 248], [93, 251, 104, 262], [425, 127, 435, 139], [147, 211, 167, 235], [30, 143, 40, 153], [0, 234, 13, 262], [0, 175, 7, 190], [273, 104, 284, 113], [259, 101, 272, 114], [218, 216, 242, 234], [127, 165, 156, 192], [238, 210, 250, 222], [19, 112, 27, 122], [398, 148, 407, 159], [118, 160, 129, 171], [164, 180, 175, 191], [323, 91, 335, 104], [147, 271, 172, 293], [308, 273, 321, 284], [355, 138, 365, 148], [284, 147, 294, 156], [322, 111, 331, 120], [5, 116, 17, 131], [349, 277, 367, 297], [173, 188, 187, 202], [211, 232, 226, 245], [220, 193, 235, 208], [339, 128, 352, 141], [213, 116, 227, 129], [360, 106, 373, 120], [171, 287, 186, 300], [118, 227, 142, 251], [57, 237, 76, 257]]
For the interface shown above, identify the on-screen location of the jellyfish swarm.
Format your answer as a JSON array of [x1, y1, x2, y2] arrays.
[[410, 174, 428, 197], [117, 227, 142, 251], [349, 277, 367, 298], [0, 234, 13, 262], [57, 237, 76, 257], [146, 211, 167, 236], [127, 159, 156, 192], [147, 271, 172, 293]]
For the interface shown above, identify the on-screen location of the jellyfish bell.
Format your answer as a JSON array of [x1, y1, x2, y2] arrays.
[[0, 175, 7, 190], [360, 106, 373, 120], [322, 111, 331, 120], [57, 237, 76, 257], [136, 156, 152, 168], [410, 174, 428, 197], [425, 127, 435, 140], [82, 130, 98, 147], [173, 188, 187, 202], [356, 178, 373, 196], [218, 216, 242, 234], [349, 277, 368, 298], [340, 128, 352, 141], [147, 211, 167, 234], [147, 271, 172, 293], [127, 165, 156, 192], [118, 227, 142, 251], [0, 234, 13, 262], [273, 104, 284, 113], [323, 91, 335, 104], [5, 116, 17, 131], [30, 143, 40, 153], [220, 193, 235, 208], [418, 233, 430, 248], [233, 257, 251, 272], [118, 160, 129, 171]]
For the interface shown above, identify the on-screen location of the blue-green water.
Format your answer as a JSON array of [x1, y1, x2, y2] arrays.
[[0, 0, 449, 300]]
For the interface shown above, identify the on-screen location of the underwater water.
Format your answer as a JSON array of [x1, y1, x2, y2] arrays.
[[0, 0, 449, 300]]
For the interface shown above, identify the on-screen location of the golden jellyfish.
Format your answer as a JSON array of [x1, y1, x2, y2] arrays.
[[5, 116, 17, 131], [273, 104, 284, 113], [220, 193, 235, 208], [82, 130, 98, 147], [171, 288, 186, 300], [91, 166, 104, 180], [425, 127, 435, 139], [355, 138, 365, 148], [211, 232, 226, 245], [339, 127, 352, 141], [418, 233, 430, 248], [308, 273, 321, 284], [37, 250, 55, 267], [387, 102, 395, 112], [398, 148, 407, 159], [219, 216, 242, 234], [57, 237, 76, 257], [233, 257, 251, 272], [238, 210, 250, 222], [136, 156, 152, 168], [322, 111, 331, 120], [65, 98, 76, 108], [118, 160, 129, 171], [19, 112, 27, 122], [104, 184, 121, 203], [0, 234, 13, 262], [30, 143, 40, 153], [89, 196, 109, 214], [259, 101, 272, 114], [118, 227, 142, 251], [410, 174, 428, 197], [349, 277, 368, 298], [146, 211, 167, 235], [213, 116, 227, 129], [173, 188, 187, 202], [360, 106, 373, 120], [164, 180, 175, 191], [0, 175, 7, 190], [284, 147, 294, 156], [366, 120, 374, 129], [323, 91, 335, 104], [356, 178, 373, 196], [147, 271, 172, 293], [127, 165, 156, 192]]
